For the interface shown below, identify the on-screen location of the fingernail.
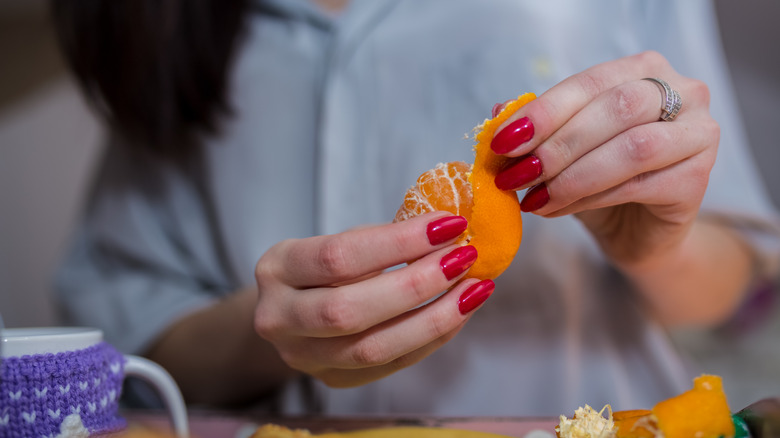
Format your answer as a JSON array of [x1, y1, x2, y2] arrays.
[[458, 279, 495, 314], [427, 216, 468, 245], [520, 183, 550, 212], [440, 245, 478, 281], [491, 102, 506, 118], [491, 116, 534, 154], [495, 155, 543, 190]]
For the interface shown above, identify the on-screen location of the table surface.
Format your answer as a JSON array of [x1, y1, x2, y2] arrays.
[[123, 409, 561, 438]]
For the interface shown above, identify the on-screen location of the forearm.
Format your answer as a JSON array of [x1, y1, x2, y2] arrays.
[[144, 287, 299, 406], [617, 219, 755, 328]]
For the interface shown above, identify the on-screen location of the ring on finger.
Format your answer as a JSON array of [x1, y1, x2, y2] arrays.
[[643, 77, 682, 122]]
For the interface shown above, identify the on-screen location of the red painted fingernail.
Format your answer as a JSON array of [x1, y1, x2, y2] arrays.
[[427, 216, 468, 245], [491, 116, 534, 154], [520, 183, 550, 212], [491, 102, 505, 118], [458, 279, 495, 314], [440, 245, 477, 281], [495, 155, 543, 190]]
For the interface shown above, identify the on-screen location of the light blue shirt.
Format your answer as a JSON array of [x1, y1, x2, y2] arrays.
[[56, 0, 780, 416]]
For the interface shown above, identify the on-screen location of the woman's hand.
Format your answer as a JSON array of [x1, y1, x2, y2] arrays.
[[492, 51, 719, 270], [253, 212, 494, 388], [491, 51, 753, 326]]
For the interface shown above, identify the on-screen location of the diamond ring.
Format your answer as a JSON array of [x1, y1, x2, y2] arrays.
[[643, 77, 682, 121]]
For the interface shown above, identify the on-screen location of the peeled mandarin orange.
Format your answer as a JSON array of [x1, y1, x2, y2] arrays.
[[394, 93, 536, 279]]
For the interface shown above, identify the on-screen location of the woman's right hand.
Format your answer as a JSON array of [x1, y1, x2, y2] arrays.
[[253, 211, 494, 388]]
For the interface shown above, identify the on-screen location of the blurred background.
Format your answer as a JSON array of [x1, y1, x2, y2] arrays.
[[1, 0, 778, 409]]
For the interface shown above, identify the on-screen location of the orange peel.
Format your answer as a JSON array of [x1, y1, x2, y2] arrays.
[[394, 93, 536, 279], [557, 374, 736, 438]]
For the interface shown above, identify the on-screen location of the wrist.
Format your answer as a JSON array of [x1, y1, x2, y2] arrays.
[[613, 221, 754, 327]]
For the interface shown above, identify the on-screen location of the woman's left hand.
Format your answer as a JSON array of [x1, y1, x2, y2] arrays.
[[491, 51, 719, 269]]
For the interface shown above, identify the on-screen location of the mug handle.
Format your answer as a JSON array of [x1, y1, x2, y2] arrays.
[[125, 355, 190, 438]]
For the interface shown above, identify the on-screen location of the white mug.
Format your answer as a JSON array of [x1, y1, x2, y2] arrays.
[[0, 327, 189, 437]]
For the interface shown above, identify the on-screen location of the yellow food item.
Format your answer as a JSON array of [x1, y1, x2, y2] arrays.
[[251, 424, 512, 438], [557, 374, 735, 438], [555, 405, 615, 438], [394, 94, 535, 279]]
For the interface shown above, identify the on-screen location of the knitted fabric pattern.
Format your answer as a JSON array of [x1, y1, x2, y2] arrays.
[[0, 342, 127, 438]]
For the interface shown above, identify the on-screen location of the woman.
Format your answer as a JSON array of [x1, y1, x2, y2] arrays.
[[53, 0, 780, 415]]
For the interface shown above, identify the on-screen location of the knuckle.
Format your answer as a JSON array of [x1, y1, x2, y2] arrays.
[[316, 293, 360, 333], [388, 223, 414, 255], [530, 96, 559, 131], [623, 128, 662, 164], [254, 260, 275, 289], [689, 154, 716, 184], [620, 173, 646, 200], [253, 315, 275, 339], [398, 267, 436, 305], [689, 78, 711, 107], [703, 119, 721, 151], [254, 300, 281, 339], [577, 69, 609, 98], [316, 237, 354, 279], [254, 241, 289, 286], [423, 310, 452, 340], [350, 337, 388, 367], [635, 50, 669, 70], [541, 136, 574, 174], [549, 169, 580, 206], [608, 83, 646, 123], [387, 352, 417, 374]]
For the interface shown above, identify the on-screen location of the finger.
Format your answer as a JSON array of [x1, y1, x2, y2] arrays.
[[491, 51, 677, 159], [261, 211, 463, 288], [556, 151, 716, 220], [284, 279, 493, 372], [315, 321, 465, 388], [496, 78, 705, 192], [532, 113, 718, 217], [270, 244, 480, 338]]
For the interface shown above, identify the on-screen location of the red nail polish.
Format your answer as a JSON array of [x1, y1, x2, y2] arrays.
[[520, 183, 550, 212], [440, 245, 477, 281], [491, 116, 534, 154], [458, 279, 495, 314], [427, 216, 468, 245], [491, 102, 505, 118], [495, 155, 543, 191]]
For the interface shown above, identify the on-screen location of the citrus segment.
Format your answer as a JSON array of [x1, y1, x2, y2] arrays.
[[394, 93, 536, 280], [394, 161, 473, 237]]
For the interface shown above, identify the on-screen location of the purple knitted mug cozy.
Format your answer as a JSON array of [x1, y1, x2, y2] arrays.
[[0, 342, 127, 437]]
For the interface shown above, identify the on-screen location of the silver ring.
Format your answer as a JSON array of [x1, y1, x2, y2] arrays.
[[643, 77, 682, 121]]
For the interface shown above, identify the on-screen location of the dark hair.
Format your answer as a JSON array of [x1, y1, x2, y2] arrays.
[[50, 0, 251, 159]]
